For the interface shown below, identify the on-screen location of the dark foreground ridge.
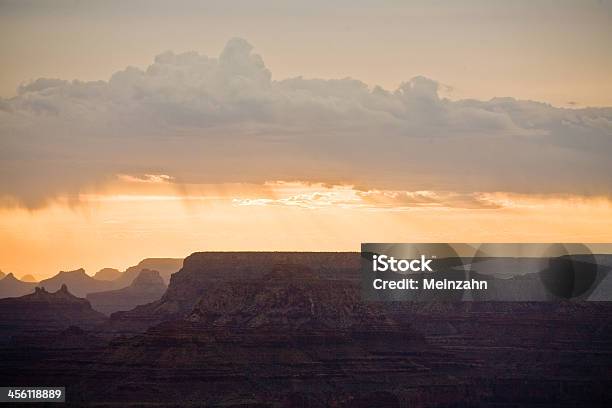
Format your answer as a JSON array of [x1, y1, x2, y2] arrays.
[[0, 284, 106, 343], [0, 252, 611, 407]]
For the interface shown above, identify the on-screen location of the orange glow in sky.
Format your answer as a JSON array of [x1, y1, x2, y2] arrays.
[[2, 179, 612, 280]]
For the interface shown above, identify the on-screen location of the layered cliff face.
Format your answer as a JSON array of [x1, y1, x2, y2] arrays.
[[87, 269, 167, 315], [0, 285, 106, 343], [185, 264, 384, 331], [170, 252, 360, 308], [108, 252, 362, 332], [99, 260, 428, 407], [89, 253, 612, 406]]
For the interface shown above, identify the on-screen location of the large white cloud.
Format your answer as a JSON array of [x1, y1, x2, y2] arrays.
[[1, 38, 611, 208]]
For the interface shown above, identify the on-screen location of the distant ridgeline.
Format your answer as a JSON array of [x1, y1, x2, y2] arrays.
[[0, 258, 183, 303]]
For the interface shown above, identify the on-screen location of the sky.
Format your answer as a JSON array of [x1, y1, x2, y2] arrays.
[[1, 1, 612, 279], [2, 0, 612, 106]]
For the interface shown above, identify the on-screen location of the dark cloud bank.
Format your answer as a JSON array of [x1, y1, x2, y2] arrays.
[[1, 38, 611, 208]]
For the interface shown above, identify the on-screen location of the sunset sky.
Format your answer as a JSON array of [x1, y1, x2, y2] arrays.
[[1, 1, 612, 279]]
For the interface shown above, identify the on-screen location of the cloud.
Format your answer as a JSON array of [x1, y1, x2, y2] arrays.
[[1, 37, 612, 208], [232, 182, 501, 210], [117, 174, 174, 184]]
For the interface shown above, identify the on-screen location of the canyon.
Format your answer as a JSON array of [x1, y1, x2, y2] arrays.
[[0, 252, 610, 407]]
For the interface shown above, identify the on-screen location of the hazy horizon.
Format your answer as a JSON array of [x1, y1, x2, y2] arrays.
[[6, 241, 612, 281]]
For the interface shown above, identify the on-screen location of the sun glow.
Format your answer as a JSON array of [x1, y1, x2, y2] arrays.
[[1, 179, 612, 280]]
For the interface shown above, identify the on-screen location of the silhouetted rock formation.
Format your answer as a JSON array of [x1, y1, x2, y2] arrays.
[[185, 263, 385, 330], [93, 267, 121, 281], [99, 257, 427, 406], [0, 273, 36, 298], [20, 274, 37, 282], [0, 270, 5, 279], [87, 269, 167, 315], [0, 285, 106, 343], [108, 252, 361, 333], [113, 258, 183, 287], [38, 268, 116, 298]]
